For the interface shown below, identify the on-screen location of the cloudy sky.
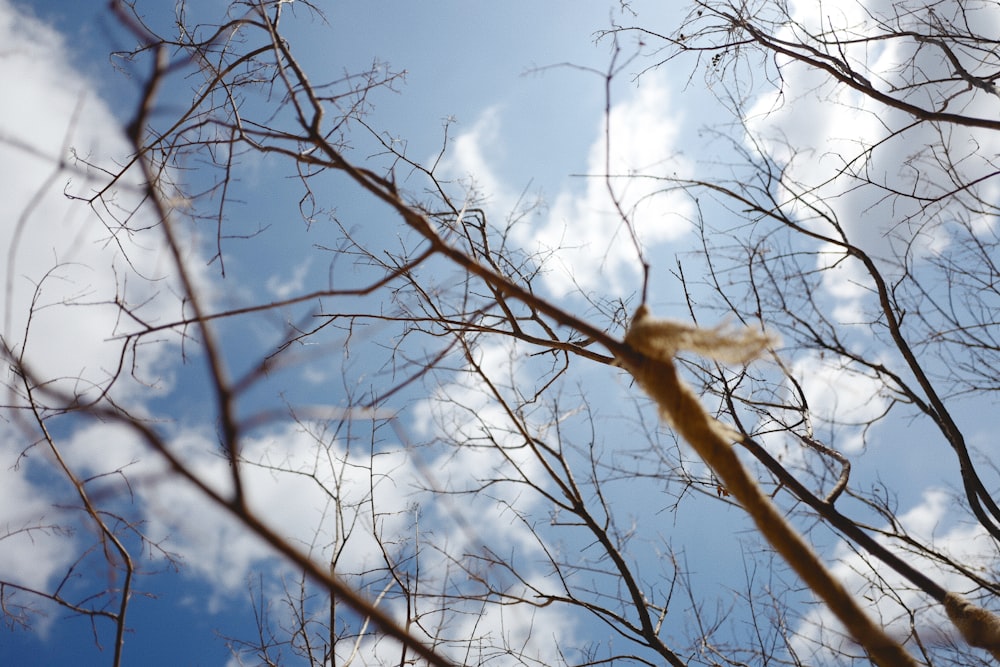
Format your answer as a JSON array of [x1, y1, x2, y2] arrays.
[[2, 0, 998, 665]]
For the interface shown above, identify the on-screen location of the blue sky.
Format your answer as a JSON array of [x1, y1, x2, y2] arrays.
[[2, 0, 999, 665]]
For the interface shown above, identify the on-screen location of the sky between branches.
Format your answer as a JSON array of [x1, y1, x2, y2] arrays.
[[1, 0, 997, 664]]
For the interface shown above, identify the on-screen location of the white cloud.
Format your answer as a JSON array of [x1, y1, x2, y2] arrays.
[[0, 1, 184, 405], [39, 338, 577, 661], [442, 107, 511, 211], [744, 0, 1000, 316], [790, 352, 888, 453], [265, 257, 312, 299], [0, 0, 188, 624], [529, 74, 693, 297], [750, 348, 890, 466], [57, 421, 418, 597], [0, 7, 575, 657], [0, 441, 73, 592], [791, 489, 992, 661], [441, 73, 693, 299]]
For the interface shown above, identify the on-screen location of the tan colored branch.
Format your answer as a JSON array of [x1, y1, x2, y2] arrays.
[[620, 305, 918, 667], [945, 592, 1000, 661]]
